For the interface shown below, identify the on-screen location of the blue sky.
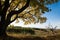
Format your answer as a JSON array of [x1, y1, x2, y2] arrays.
[[11, 1, 60, 29], [43, 1, 60, 27]]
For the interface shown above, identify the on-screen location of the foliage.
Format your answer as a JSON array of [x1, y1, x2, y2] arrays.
[[17, 0, 59, 24], [0, 0, 59, 25]]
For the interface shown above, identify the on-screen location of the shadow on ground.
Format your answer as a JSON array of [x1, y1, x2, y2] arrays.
[[0, 36, 46, 40], [0, 34, 60, 40]]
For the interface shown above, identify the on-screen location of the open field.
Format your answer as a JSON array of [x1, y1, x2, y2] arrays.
[[6, 26, 60, 40], [0, 26, 60, 40]]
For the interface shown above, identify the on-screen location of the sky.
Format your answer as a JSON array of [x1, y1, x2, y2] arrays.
[[11, 1, 60, 29]]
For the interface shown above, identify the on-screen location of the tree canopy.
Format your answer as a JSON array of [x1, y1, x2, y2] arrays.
[[0, 0, 59, 25]]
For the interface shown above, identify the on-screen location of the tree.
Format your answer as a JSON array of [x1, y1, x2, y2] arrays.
[[46, 23, 58, 35], [0, 0, 59, 37]]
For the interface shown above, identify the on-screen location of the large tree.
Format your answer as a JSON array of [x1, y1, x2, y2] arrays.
[[0, 0, 59, 37]]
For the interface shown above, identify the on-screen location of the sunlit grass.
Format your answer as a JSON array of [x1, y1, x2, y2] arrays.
[[5, 25, 60, 40]]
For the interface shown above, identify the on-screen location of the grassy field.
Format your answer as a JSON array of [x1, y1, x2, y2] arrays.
[[4, 26, 60, 40], [0, 26, 60, 40]]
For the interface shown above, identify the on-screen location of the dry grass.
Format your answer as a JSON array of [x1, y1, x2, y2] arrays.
[[0, 27, 60, 40], [6, 28, 60, 40]]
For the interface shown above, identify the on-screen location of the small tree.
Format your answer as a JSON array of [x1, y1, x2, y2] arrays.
[[46, 24, 57, 35]]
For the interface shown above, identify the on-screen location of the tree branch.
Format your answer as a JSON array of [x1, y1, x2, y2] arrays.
[[1, 0, 10, 25], [0, 0, 1, 9], [0, 0, 2, 13], [6, 0, 30, 25], [12, 0, 30, 13], [13, 0, 21, 10], [2, 0, 10, 13]]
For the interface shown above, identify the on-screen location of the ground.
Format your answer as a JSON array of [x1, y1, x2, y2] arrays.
[[0, 27, 60, 40]]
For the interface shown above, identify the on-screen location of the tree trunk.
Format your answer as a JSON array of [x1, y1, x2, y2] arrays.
[[0, 24, 7, 37]]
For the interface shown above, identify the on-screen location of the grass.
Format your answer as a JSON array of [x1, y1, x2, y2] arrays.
[[1, 26, 60, 40]]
